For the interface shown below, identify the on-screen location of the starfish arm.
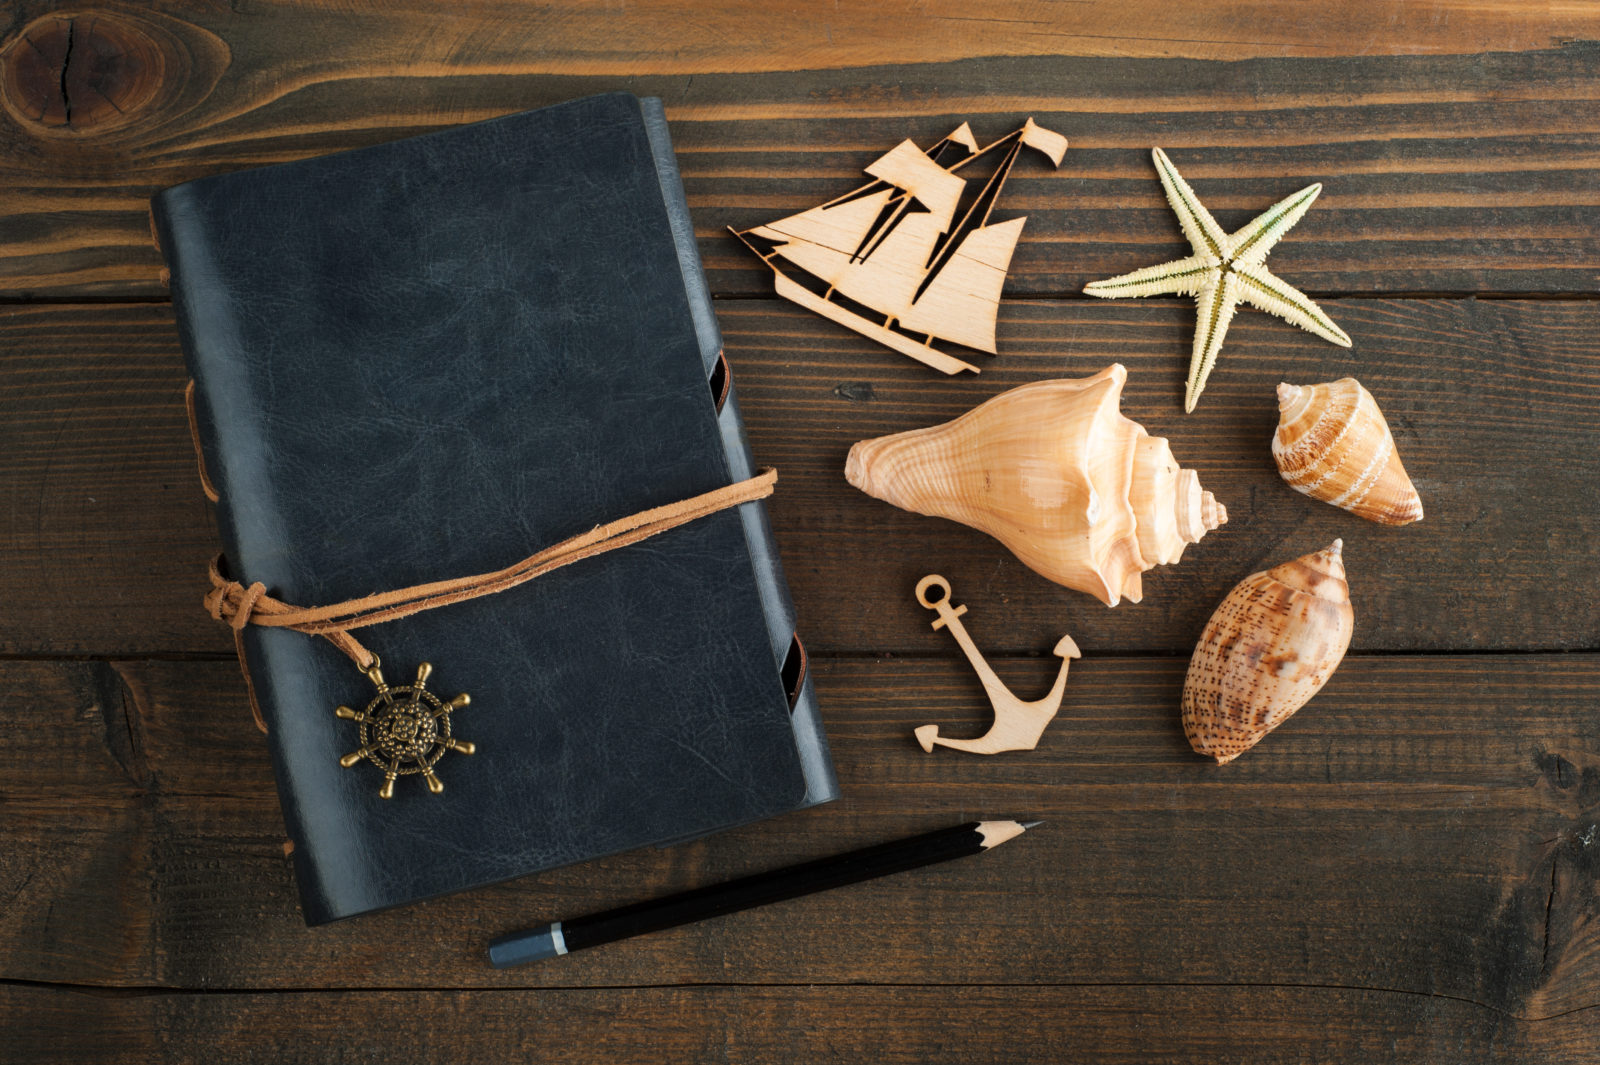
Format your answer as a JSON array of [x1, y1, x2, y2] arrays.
[[1233, 262, 1353, 347], [1185, 271, 1242, 413], [1083, 254, 1217, 300], [1152, 148, 1229, 262], [1227, 182, 1322, 267]]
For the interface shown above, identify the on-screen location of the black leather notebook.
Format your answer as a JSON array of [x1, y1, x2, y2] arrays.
[[153, 93, 837, 925]]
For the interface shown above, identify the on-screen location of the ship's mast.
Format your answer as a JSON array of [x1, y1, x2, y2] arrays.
[[848, 132, 976, 266], [915, 128, 1028, 303]]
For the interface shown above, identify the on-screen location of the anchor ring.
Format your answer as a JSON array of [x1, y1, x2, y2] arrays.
[[915, 574, 952, 609]]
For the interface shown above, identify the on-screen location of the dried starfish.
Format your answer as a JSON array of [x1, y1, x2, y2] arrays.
[[1084, 148, 1352, 412]]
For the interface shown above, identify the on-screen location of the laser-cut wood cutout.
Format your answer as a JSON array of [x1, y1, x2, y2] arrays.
[[912, 574, 1079, 755], [731, 119, 1067, 375]]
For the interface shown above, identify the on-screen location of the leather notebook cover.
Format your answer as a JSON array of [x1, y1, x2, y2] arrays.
[[153, 93, 838, 925]]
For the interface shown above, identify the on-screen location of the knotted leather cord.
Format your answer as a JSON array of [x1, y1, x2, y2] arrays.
[[192, 380, 776, 733]]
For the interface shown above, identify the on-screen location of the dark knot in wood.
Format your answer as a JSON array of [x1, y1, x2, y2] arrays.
[[1, 14, 161, 132], [0, 10, 228, 137]]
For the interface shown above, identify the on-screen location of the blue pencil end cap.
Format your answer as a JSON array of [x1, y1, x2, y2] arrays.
[[488, 923, 567, 968]]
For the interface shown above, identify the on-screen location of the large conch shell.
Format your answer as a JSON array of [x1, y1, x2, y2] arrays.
[[1182, 540, 1354, 764], [1272, 378, 1423, 526], [843, 364, 1226, 605]]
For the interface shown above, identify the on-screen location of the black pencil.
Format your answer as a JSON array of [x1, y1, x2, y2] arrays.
[[487, 819, 1039, 967]]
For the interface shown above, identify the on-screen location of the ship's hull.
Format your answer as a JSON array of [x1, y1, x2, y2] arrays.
[[771, 269, 980, 376]]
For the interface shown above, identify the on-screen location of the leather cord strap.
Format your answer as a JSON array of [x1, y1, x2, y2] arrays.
[[205, 467, 777, 733], [184, 380, 221, 503]]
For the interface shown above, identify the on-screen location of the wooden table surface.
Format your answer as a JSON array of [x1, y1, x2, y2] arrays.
[[3, 2, 1599, 1061]]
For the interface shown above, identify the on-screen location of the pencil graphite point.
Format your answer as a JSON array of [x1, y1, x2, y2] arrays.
[[1020, 820, 1043, 830]]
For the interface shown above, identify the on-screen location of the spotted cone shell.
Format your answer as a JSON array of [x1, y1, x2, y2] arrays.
[[1182, 540, 1354, 764], [1272, 378, 1422, 526], [844, 364, 1226, 606]]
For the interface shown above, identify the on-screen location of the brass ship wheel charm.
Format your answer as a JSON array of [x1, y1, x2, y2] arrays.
[[336, 658, 475, 799]]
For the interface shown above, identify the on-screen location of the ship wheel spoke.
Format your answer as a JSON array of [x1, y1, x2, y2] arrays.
[[379, 755, 402, 800]]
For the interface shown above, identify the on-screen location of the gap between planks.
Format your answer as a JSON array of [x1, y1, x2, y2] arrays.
[[3, 975, 1596, 1024], [6, 291, 1600, 308], [2, 648, 1597, 664]]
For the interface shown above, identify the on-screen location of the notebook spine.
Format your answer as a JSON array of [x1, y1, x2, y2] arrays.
[[638, 98, 838, 808], [153, 185, 365, 923]]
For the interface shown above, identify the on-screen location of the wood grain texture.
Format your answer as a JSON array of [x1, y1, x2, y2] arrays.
[[3, 299, 1594, 657], [5, 983, 1598, 1065], [4, 656, 1597, 1025], [0, 304, 220, 657], [739, 295, 1600, 653], [2, 34, 1598, 298]]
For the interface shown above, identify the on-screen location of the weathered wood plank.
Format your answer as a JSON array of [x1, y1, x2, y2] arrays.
[[6, 982, 1597, 1065], [3, 656, 1596, 1022], [2, 299, 1595, 657], [5, 0, 1589, 93], [0, 304, 220, 656], [1, 30, 1597, 298]]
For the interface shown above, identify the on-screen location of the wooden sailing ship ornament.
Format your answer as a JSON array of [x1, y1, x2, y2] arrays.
[[912, 575, 1079, 755], [1273, 378, 1423, 525], [845, 365, 1227, 606], [731, 118, 1068, 375], [1182, 541, 1354, 764], [1084, 148, 1352, 412]]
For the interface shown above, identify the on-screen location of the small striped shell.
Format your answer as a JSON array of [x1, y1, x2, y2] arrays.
[[1272, 378, 1422, 526], [1182, 540, 1354, 764]]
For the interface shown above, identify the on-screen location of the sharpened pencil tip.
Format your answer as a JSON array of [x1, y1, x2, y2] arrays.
[[1020, 820, 1043, 830]]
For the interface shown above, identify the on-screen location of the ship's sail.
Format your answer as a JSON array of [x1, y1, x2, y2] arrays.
[[747, 188, 894, 287], [946, 122, 979, 153], [864, 140, 965, 220], [750, 139, 963, 305], [897, 217, 1026, 353], [830, 210, 946, 317]]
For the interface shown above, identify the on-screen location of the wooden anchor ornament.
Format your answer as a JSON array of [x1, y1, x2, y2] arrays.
[[731, 118, 1067, 375], [912, 575, 1080, 755]]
